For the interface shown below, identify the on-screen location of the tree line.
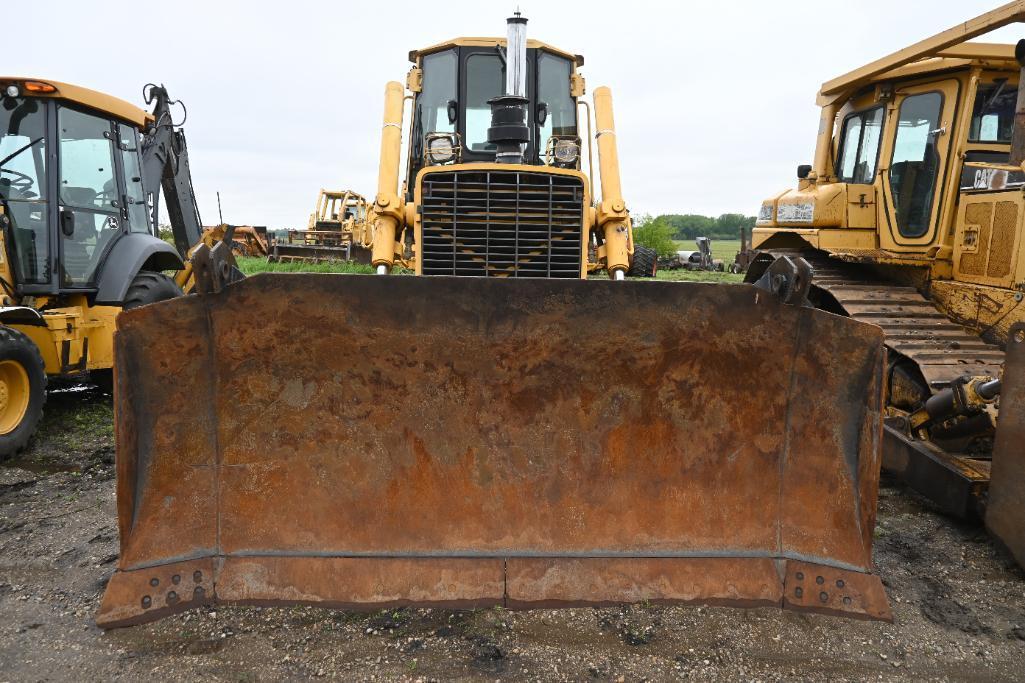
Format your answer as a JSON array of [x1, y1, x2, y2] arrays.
[[632, 213, 756, 258]]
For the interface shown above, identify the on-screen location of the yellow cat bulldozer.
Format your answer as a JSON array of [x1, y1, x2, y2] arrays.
[[97, 14, 891, 627], [268, 189, 370, 263], [0, 78, 236, 458], [743, 2, 1025, 566]]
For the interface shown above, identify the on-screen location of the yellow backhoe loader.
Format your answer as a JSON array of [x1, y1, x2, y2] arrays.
[[0, 78, 235, 458], [97, 14, 891, 628], [268, 189, 370, 263], [742, 2, 1025, 567]]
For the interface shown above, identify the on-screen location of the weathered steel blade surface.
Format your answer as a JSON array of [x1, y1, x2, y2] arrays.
[[97, 274, 890, 627], [987, 323, 1025, 567]]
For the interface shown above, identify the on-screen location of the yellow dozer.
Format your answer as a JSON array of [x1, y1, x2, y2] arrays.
[[743, 3, 1025, 567], [97, 14, 891, 627], [268, 189, 371, 263]]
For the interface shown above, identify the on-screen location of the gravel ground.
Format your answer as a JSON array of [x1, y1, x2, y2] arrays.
[[2, 388, 1024, 681]]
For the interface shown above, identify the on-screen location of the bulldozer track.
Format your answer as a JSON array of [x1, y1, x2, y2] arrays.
[[801, 254, 1005, 392]]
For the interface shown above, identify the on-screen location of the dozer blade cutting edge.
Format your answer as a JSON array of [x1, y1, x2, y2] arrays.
[[97, 274, 891, 627]]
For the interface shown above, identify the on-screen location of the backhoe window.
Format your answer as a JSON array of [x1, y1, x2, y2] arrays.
[[0, 97, 49, 284], [836, 107, 883, 184], [969, 83, 1016, 143], [59, 107, 120, 286], [537, 52, 577, 162], [119, 124, 150, 233], [889, 92, 943, 239], [465, 53, 504, 152]]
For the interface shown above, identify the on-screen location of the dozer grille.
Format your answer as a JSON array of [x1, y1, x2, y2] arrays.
[[420, 170, 584, 278]]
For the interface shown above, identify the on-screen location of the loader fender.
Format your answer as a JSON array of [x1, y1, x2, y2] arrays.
[[94, 234, 185, 306], [97, 274, 891, 627]]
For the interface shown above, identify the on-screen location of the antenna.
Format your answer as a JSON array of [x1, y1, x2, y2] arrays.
[[217, 192, 224, 225]]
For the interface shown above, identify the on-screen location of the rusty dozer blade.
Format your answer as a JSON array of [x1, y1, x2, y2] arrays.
[[97, 275, 891, 627], [986, 323, 1025, 567]]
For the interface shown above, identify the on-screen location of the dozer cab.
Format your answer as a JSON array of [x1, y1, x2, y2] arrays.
[[743, 2, 1025, 567], [268, 189, 370, 263], [97, 14, 891, 628], [0, 78, 230, 458]]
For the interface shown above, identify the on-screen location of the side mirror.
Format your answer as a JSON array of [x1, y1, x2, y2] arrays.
[[60, 208, 75, 237], [447, 99, 458, 125], [797, 164, 812, 180], [537, 101, 549, 126]]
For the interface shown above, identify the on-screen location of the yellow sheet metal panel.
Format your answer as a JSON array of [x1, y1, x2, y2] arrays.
[[955, 192, 1024, 289]]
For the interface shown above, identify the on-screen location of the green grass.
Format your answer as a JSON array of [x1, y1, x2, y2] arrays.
[[672, 239, 742, 263], [655, 269, 743, 284], [235, 256, 743, 283], [236, 257, 375, 275]]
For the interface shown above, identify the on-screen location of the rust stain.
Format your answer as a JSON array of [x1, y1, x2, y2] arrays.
[[98, 275, 889, 628]]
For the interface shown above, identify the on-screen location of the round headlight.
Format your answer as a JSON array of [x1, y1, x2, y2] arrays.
[[4, 85, 20, 98], [553, 139, 579, 166], [428, 136, 456, 164]]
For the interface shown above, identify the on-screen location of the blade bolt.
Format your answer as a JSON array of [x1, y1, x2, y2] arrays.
[[819, 592, 829, 603], [141, 595, 152, 609], [815, 576, 825, 585], [194, 570, 203, 583], [149, 578, 159, 587], [794, 587, 803, 598]]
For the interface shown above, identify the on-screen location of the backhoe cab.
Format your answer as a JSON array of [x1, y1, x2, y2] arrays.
[[368, 14, 649, 278], [0, 77, 219, 456]]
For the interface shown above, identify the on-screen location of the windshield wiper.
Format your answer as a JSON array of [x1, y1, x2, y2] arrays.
[[0, 137, 43, 169], [980, 79, 1008, 115]]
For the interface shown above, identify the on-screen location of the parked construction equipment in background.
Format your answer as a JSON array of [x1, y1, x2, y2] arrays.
[[269, 189, 370, 264], [0, 78, 232, 457], [742, 2, 1025, 567], [202, 224, 268, 259], [97, 13, 891, 627], [662, 237, 724, 272]]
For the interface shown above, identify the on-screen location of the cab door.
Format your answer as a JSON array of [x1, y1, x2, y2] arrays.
[[56, 106, 125, 288], [879, 80, 960, 251]]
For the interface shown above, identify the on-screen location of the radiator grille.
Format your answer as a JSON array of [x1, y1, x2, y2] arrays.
[[420, 170, 585, 278]]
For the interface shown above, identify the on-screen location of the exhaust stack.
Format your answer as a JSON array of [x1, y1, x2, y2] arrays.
[[488, 12, 530, 164]]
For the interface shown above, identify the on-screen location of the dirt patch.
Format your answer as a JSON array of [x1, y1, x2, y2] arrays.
[[2, 393, 1025, 680]]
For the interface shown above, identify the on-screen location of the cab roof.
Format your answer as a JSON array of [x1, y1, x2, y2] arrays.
[[409, 38, 583, 67], [821, 42, 1020, 105], [0, 77, 152, 128]]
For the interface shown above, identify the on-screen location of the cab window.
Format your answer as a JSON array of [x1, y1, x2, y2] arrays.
[[537, 52, 577, 160], [465, 53, 504, 152], [411, 50, 457, 167], [58, 107, 121, 286], [889, 92, 943, 239], [118, 124, 150, 233], [969, 82, 1015, 143], [0, 96, 49, 283], [836, 107, 884, 184]]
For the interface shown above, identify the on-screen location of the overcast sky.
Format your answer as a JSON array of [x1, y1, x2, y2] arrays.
[[9, 1, 1025, 227]]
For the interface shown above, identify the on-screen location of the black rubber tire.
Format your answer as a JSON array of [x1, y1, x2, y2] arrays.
[[0, 327, 47, 461], [628, 245, 659, 278], [123, 271, 184, 310], [92, 272, 183, 395]]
